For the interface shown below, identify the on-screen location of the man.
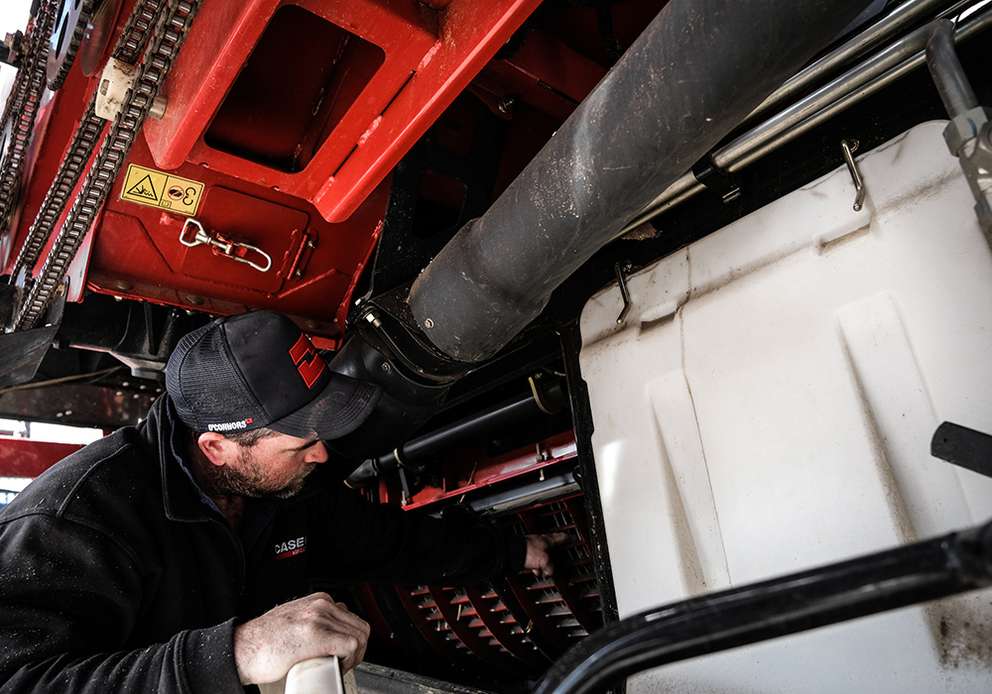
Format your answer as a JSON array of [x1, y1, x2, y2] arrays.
[[0, 311, 562, 691]]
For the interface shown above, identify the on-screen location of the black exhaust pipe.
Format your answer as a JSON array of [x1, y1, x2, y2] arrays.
[[409, 0, 873, 363]]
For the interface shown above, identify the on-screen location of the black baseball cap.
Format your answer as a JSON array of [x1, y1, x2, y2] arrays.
[[165, 311, 380, 440]]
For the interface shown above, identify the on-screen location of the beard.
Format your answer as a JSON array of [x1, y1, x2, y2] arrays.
[[199, 446, 314, 499]]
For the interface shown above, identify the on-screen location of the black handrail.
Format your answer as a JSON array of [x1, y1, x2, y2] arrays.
[[535, 519, 992, 694]]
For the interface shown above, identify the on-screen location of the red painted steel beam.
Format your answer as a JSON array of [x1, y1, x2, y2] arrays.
[[0, 437, 82, 478], [402, 431, 576, 511]]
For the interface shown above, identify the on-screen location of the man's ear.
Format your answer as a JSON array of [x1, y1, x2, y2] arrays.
[[197, 432, 234, 467]]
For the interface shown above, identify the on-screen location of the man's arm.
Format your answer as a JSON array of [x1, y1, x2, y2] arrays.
[[312, 485, 561, 585], [0, 513, 243, 693]]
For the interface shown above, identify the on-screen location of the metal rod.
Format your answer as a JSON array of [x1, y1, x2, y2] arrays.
[[726, 10, 992, 171], [346, 383, 564, 484], [614, 263, 632, 324], [620, 8, 992, 235], [536, 519, 992, 694], [619, 174, 702, 233], [925, 19, 980, 116], [840, 139, 866, 211], [468, 471, 579, 515], [716, 21, 939, 170], [751, 0, 978, 119]]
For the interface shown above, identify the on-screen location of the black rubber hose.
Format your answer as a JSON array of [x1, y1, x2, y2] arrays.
[[409, 0, 874, 363]]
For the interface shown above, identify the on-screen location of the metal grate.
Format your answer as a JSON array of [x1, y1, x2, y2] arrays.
[[387, 493, 602, 679]]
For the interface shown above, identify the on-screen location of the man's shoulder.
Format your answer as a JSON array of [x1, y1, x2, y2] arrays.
[[0, 428, 157, 524]]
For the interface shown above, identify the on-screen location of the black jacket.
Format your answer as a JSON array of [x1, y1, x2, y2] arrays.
[[0, 396, 525, 693]]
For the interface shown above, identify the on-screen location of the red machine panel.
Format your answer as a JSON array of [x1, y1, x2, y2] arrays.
[[0, 438, 82, 478], [141, 0, 542, 223], [3, 0, 545, 338], [88, 133, 392, 337]]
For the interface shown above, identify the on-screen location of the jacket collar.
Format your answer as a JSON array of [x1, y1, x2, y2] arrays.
[[140, 395, 218, 523]]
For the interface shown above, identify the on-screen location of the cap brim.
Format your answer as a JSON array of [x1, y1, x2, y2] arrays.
[[267, 373, 381, 440]]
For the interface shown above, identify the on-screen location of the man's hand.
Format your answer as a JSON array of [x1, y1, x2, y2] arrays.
[[233, 592, 370, 684], [524, 532, 569, 578]]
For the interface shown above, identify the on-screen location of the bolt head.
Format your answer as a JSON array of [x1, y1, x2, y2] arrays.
[[424, 318, 435, 329]]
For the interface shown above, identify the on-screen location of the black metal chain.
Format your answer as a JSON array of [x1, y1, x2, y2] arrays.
[[9, 0, 201, 330], [8, 0, 170, 286], [0, 0, 59, 232]]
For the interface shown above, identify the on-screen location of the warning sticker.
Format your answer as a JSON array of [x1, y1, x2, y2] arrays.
[[120, 164, 204, 216]]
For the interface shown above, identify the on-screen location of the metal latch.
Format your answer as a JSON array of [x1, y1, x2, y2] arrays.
[[179, 218, 273, 273]]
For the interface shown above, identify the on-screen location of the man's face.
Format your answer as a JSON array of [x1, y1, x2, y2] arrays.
[[211, 432, 328, 499]]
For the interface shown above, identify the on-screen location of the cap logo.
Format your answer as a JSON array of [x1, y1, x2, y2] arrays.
[[288, 334, 326, 389], [208, 417, 254, 432]]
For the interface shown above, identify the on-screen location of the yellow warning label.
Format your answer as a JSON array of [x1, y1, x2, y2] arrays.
[[120, 164, 204, 216]]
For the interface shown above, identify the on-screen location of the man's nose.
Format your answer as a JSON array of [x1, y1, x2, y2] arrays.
[[306, 441, 329, 464]]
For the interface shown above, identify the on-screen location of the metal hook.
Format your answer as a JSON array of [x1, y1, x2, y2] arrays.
[[615, 261, 633, 324], [841, 139, 866, 212], [179, 218, 272, 273]]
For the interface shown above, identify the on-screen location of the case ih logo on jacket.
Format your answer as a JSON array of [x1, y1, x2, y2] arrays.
[[288, 334, 326, 388], [274, 535, 306, 560]]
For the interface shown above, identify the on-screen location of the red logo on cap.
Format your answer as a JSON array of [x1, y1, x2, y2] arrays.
[[288, 334, 326, 389]]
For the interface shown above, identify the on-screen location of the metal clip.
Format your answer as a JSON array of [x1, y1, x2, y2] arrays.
[[615, 261, 633, 324], [841, 139, 866, 212], [179, 218, 272, 273], [397, 466, 412, 506]]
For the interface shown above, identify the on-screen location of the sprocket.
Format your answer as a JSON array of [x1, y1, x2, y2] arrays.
[[46, 0, 101, 91]]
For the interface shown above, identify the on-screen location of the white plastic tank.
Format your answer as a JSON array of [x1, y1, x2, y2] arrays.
[[579, 121, 992, 693]]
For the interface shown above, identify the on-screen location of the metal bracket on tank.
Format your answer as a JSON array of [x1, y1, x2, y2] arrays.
[[614, 262, 633, 324], [840, 139, 867, 212]]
